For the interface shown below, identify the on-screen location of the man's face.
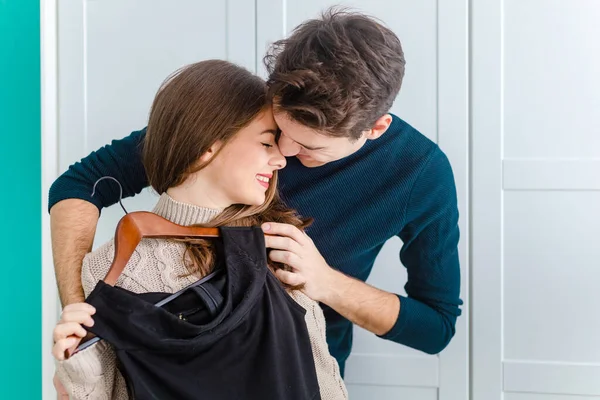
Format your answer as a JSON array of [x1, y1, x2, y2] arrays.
[[273, 112, 369, 168]]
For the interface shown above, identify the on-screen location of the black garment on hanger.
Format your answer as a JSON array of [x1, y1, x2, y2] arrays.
[[85, 226, 321, 400]]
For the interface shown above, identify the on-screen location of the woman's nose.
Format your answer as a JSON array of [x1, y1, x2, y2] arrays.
[[269, 146, 287, 169], [270, 149, 287, 170]]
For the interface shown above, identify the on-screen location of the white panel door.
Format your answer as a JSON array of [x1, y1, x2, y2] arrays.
[[257, 2, 469, 399], [58, 0, 256, 247], [472, 0, 600, 399]]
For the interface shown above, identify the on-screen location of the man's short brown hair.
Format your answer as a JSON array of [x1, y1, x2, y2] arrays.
[[264, 8, 405, 140]]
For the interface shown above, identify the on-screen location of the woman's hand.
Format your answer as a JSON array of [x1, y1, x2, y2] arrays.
[[52, 303, 96, 361]]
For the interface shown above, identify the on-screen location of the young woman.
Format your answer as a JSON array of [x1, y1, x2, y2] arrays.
[[52, 59, 347, 399]]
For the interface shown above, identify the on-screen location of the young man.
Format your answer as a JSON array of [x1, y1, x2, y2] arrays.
[[49, 9, 462, 376]]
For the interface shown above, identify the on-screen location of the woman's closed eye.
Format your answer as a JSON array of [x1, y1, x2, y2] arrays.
[[262, 143, 274, 148]]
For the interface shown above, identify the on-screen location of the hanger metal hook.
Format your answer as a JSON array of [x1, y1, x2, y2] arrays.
[[91, 176, 129, 215]]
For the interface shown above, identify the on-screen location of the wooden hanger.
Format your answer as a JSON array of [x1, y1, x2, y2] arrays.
[[90, 177, 220, 286], [103, 211, 219, 285]]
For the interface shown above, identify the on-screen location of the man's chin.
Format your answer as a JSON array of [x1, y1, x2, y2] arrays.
[[297, 157, 325, 168]]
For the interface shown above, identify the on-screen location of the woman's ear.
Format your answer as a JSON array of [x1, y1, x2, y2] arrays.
[[198, 141, 223, 163]]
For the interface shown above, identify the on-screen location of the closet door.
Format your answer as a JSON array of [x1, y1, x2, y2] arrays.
[[57, 0, 256, 247], [257, 2, 470, 399], [472, 0, 600, 399]]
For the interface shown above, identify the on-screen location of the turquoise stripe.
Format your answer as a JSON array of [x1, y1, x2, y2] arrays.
[[0, 0, 42, 398]]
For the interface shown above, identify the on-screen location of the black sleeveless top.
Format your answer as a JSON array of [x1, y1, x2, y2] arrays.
[[85, 227, 321, 400]]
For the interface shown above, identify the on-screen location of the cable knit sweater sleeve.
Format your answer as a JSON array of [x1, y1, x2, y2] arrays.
[[289, 291, 348, 400], [55, 242, 130, 400]]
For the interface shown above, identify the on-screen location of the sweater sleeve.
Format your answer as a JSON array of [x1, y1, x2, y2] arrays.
[[379, 146, 463, 354], [288, 291, 348, 400], [48, 128, 148, 213], [55, 341, 129, 400], [54, 243, 130, 399]]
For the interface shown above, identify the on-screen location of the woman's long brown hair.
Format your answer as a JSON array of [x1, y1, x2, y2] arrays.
[[142, 60, 311, 285]]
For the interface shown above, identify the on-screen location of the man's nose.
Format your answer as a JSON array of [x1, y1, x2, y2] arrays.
[[278, 136, 301, 157]]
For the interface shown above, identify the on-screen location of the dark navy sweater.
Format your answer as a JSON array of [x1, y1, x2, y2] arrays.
[[48, 114, 463, 375]]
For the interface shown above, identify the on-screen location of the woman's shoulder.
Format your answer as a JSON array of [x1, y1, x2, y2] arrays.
[[83, 236, 183, 269], [82, 239, 115, 272], [82, 237, 192, 294]]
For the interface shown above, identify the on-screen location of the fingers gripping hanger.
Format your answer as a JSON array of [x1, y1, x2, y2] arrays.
[[74, 177, 222, 353]]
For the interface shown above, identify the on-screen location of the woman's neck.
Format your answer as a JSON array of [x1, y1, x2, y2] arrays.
[[153, 192, 223, 226], [166, 177, 231, 210]]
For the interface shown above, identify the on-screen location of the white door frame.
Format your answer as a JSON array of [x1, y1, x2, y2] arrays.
[[41, 0, 60, 399], [437, 1, 470, 399], [471, 0, 503, 398]]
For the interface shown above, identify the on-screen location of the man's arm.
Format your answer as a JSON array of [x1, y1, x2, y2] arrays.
[[379, 146, 462, 353], [49, 129, 148, 306], [264, 146, 462, 354], [51, 200, 98, 305], [315, 269, 400, 336]]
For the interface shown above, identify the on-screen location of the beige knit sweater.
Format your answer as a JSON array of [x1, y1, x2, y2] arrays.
[[56, 193, 347, 400]]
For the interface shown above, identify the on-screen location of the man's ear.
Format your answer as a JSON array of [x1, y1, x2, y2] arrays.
[[364, 114, 393, 140]]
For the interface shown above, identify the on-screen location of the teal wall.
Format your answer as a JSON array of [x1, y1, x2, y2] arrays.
[[0, 0, 42, 398]]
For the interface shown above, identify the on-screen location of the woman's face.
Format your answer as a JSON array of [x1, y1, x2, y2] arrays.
[[204, 106, 286, 206]]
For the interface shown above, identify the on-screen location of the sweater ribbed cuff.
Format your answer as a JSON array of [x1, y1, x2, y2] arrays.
[[47, 189, 105, 214], [56, 340, 110, 384], [377, 294, 409, 342]]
